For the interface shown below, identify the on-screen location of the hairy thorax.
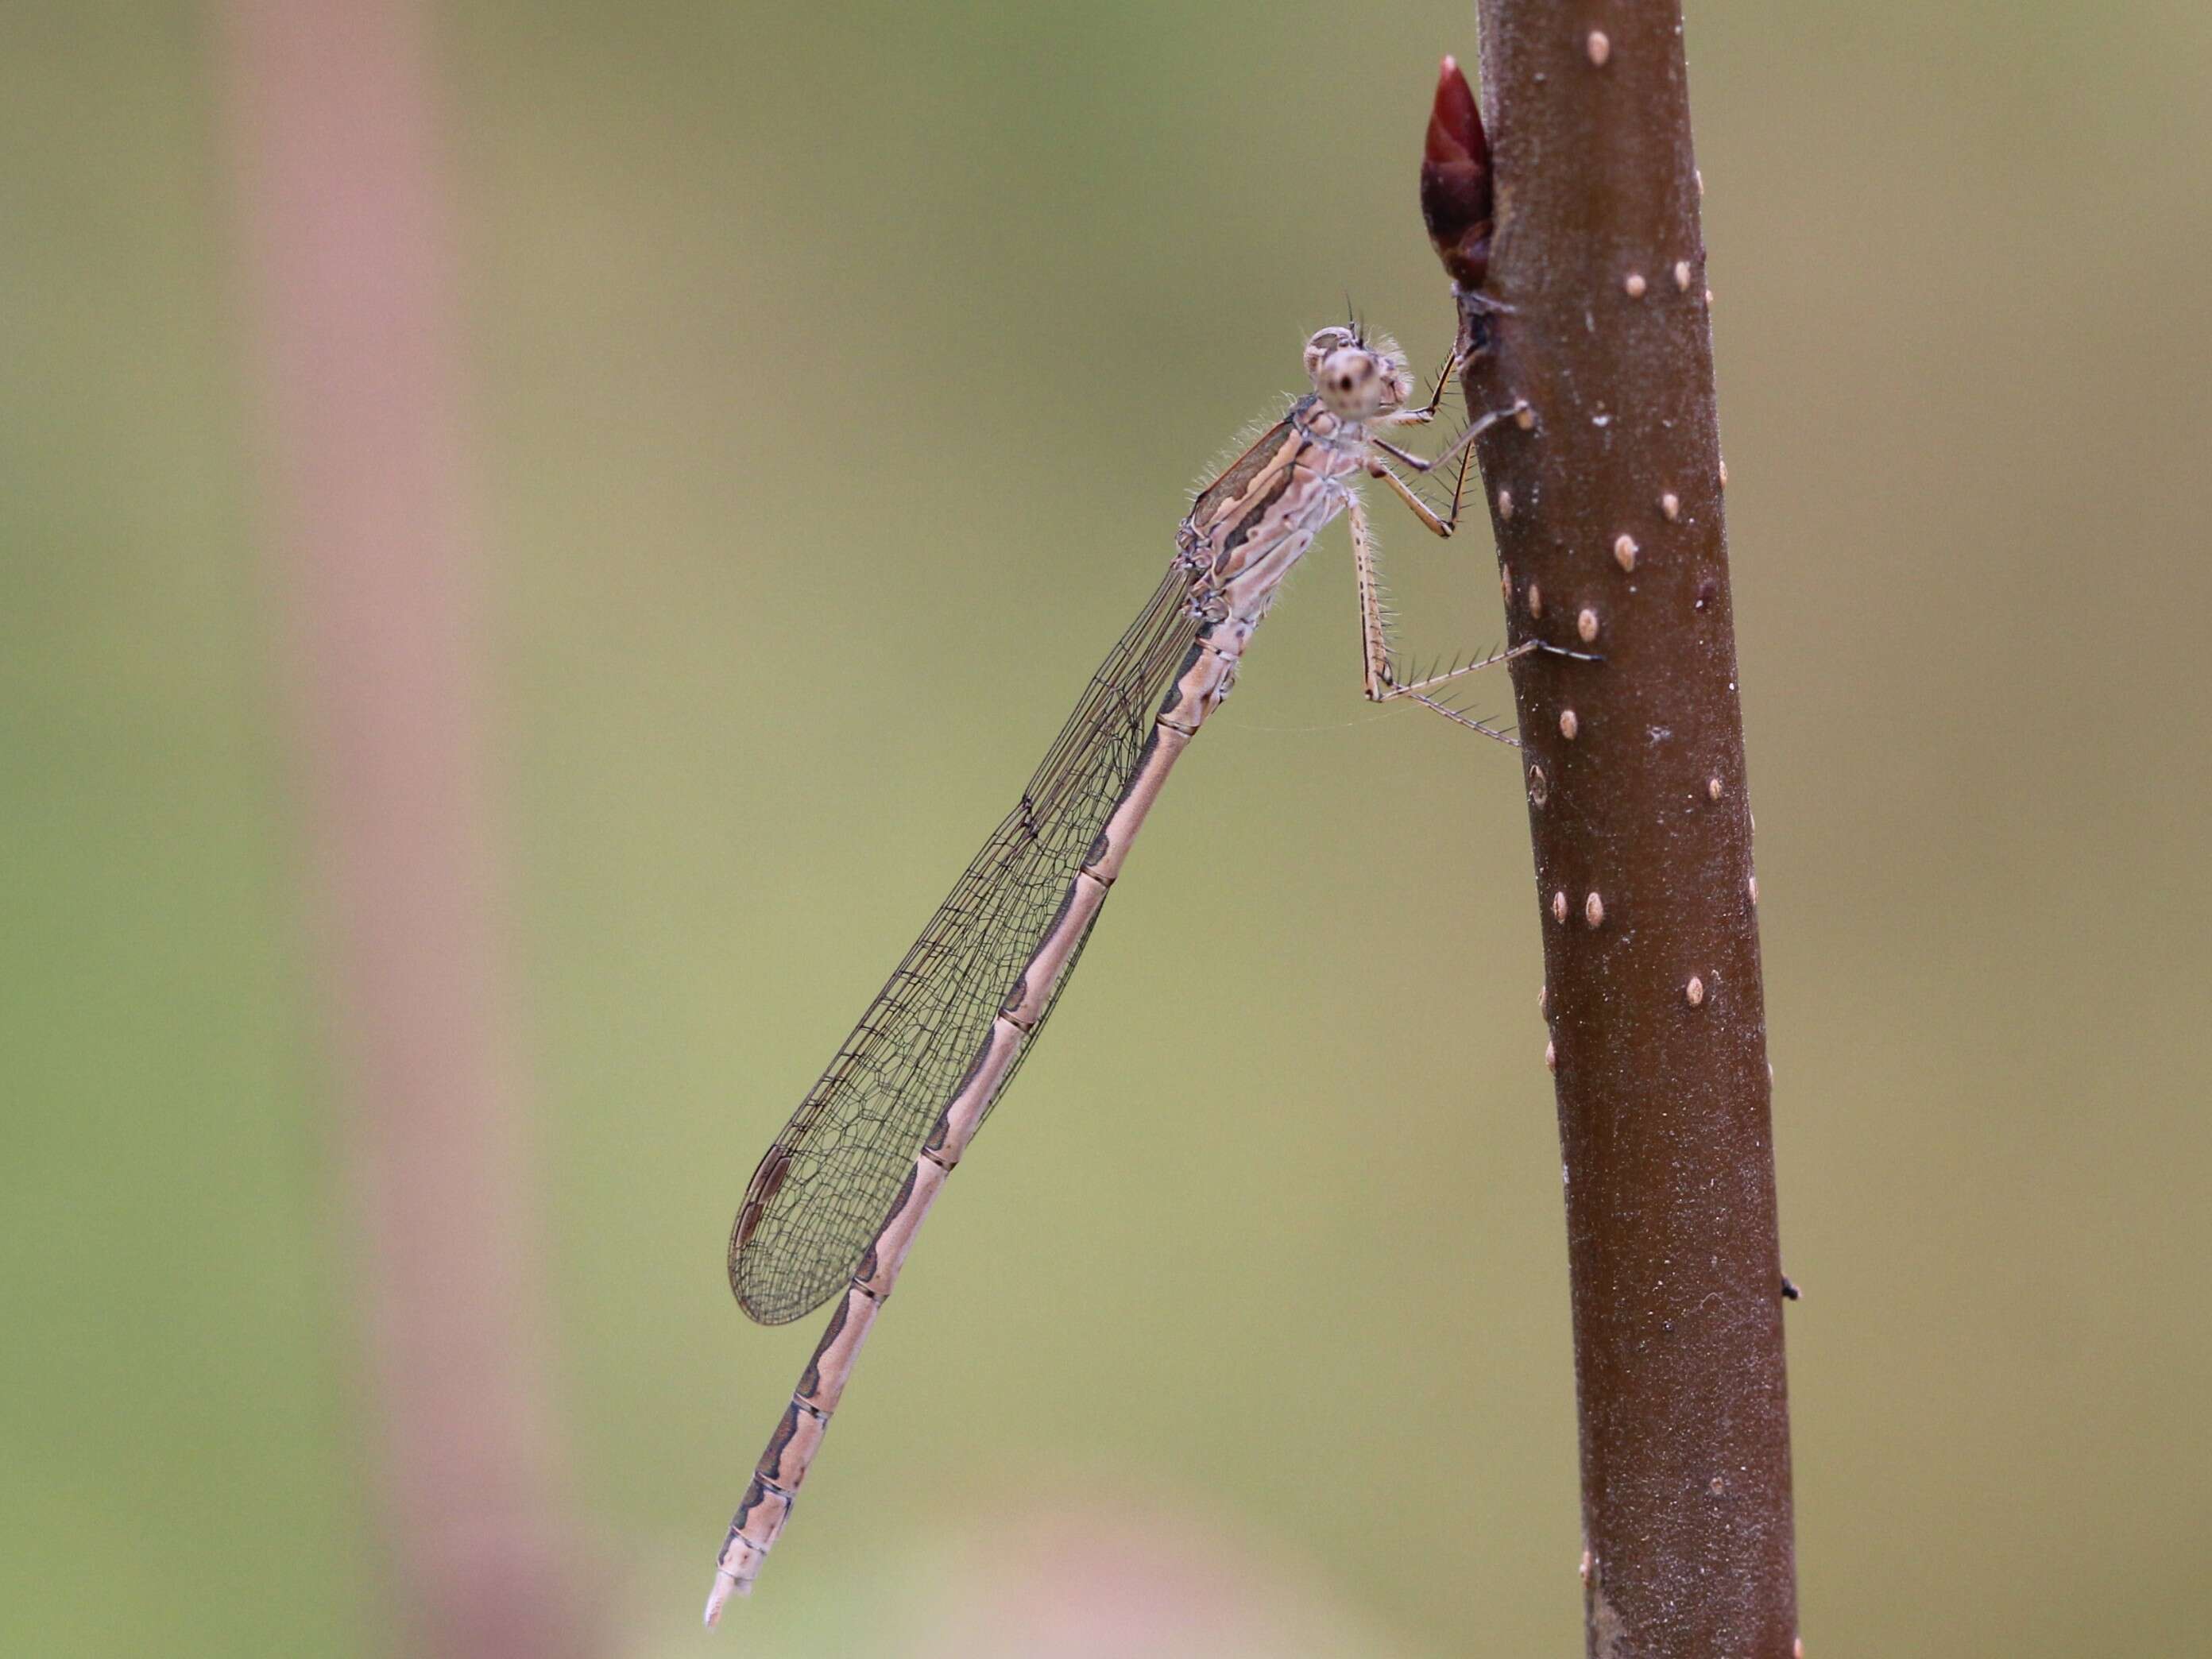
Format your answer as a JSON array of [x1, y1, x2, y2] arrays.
[[1178, 394, 1367, 641]]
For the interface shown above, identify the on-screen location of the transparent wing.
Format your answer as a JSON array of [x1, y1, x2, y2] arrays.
[[729, 563, 1202, 1324]]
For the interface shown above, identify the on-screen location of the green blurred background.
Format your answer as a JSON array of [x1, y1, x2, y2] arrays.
[[7, 2, 2210, 1654]]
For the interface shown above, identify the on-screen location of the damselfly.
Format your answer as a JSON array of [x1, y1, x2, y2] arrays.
[[703, 323, 1588, 1623]]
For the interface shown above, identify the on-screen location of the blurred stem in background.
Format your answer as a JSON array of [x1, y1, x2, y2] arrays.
[[1428, 12, 1800, 1653], [218, 2, 599, 1653]]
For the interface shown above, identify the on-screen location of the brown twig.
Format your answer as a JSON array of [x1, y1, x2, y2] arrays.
[[1423, 27, 1799, 1657], [220, 2, 599, 1652]]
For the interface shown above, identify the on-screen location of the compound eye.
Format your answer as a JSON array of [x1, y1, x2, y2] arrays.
[[1305, 327, 1357, 378]]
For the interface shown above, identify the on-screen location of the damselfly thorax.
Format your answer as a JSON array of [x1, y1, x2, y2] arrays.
[[702, 323, 1591, 1624], [1183, 396, 1364, 609]]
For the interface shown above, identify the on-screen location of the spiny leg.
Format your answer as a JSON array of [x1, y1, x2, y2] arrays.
[[1382, 395, 1527, 476], [1347, 492, 1526, 748], [1349, 395, 1599, 744], [1378, 319, 1518, 434], [1365, 393, 1526, 536], [1352, 479, 1529, 691], [1372, 347, 1464, 431], [1370, 451, 1472, 539], [1365, 456, 1602, 674], [1351, 486, 1394, 702]]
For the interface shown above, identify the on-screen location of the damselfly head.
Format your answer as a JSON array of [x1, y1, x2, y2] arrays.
[[1304, 326, 1413, 421]]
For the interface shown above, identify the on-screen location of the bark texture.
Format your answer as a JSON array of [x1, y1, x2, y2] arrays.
[[1424, 18, 1800, 1655]]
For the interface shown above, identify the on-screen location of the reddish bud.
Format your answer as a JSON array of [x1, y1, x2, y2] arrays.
[[1424, 55, 1484, 169], [1421, 55, 1493, 289]]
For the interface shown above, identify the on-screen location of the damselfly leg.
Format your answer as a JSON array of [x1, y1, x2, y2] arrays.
[[1349, 491, 1530, 745], [1350, 393, 1597, 744], [1367, 393, 1528, 536], [1371, 347, 1464, 430]]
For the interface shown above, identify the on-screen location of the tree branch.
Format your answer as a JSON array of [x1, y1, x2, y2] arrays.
[[1423, 22, 1800, 1655]]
